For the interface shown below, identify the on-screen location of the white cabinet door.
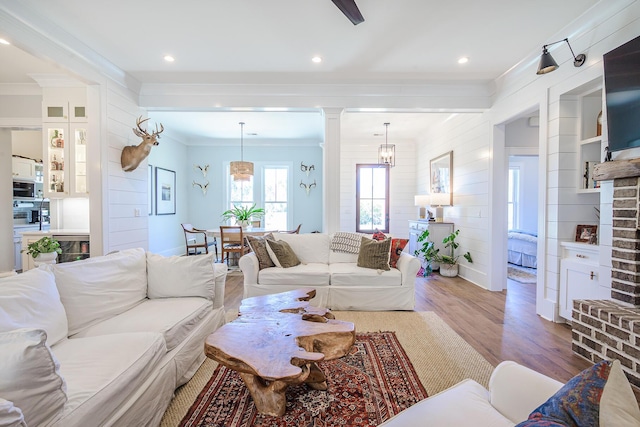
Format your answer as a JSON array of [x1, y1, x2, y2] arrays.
[[12, 158, 36, 180], [559, 259, 599, 320]]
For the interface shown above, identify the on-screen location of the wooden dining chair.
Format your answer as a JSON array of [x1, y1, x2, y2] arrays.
[[283, 223, 302, 234], [250, 220, 261, 228], [181, 224, 218, 259], [220, 226, 250, 266]]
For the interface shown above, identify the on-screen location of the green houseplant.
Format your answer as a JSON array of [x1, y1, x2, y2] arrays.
[[221, 203, 265, 228], [22, 236, 62, 266], [436, 229, 472, 277], [414, 229, 440, 277]]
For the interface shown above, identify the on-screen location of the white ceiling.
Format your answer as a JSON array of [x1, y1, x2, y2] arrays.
[[0, 0, 599, 142]]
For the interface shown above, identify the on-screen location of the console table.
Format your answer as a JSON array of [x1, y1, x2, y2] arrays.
[[408, 220, 454, 269]]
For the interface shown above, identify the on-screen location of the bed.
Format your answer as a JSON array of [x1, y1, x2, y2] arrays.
[[508, 230, 537, 269]]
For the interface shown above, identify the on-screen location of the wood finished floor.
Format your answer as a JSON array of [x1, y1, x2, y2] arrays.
[[222, 271, 592, 384]]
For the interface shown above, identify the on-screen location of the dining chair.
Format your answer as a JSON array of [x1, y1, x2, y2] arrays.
[[219, 225, 250, 266], [181, 223, 217, 259], [250, 220, 261, 228], [282, 223, 302, 234]]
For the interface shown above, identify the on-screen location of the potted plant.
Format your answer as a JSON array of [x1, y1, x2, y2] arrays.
[[436, 229, 472, 277], [221, 203, 265, 229], [414, 229, 440, 276], [22, 236, 62, 266]]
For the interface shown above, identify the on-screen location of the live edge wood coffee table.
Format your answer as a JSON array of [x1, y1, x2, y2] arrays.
[[204, 288, 355, 417]]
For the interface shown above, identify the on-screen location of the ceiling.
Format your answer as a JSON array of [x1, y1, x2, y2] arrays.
[[0, 0, 599, 143]]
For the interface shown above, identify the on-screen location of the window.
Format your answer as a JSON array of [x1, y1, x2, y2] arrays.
[[228, 167, 254, 217], [356, 164, 389, 233], [263, 166, 289, 230], [508, 166, 520, 230]]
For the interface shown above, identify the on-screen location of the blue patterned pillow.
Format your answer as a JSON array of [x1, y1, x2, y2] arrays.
[[515, 361, 611, 427]]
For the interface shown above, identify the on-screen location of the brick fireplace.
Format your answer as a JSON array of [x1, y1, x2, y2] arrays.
[[572, 172, 640, 386]]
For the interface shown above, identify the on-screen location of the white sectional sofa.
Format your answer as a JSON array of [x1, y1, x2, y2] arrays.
[[0, 248, 227, 427], [239, 232, 421, 310]]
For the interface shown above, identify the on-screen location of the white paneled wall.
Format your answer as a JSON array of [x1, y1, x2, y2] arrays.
[[339, 138, 416, 238]]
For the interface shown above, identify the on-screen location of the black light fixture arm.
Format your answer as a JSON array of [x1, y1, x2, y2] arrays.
[[544, 38, 586, 67]]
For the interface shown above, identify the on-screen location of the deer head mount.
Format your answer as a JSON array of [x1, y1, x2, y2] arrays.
[[300, 179, 316, 196], [120, 116, 164, 172], [301, 161, 315, 176], [194, 164, 209, 177], [192, 180, 209, 196]]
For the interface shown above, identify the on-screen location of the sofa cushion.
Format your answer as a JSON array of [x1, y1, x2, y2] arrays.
[[357, 237, 391, 270], [0, 329, 67, 427], [0, 268, 68, 346], [147, 252, 216, 300], [71, 297, 212, 352], [390, 238, 409, 268], [516, 359, 640, 427], [330, 263, 403, 286], [266, 239, 301, 268], [330, 231, 366, 254], [274, 233, 330, 264], [258, 263, 330, 286], [0, 398, 26, 427], [51, 248, 148, 335], [246, 233, 275, 270], [53, 332, 165, 426]]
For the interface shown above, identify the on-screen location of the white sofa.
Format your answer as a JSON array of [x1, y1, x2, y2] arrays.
[[239, 232, 421, 310], [0, 248, 227, 427]]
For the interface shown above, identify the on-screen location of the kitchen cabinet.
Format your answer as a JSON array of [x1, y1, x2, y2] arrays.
[[12, 157, 37, 181], [44, 122, 88, 197], [559, 241, 599, 321], [408, 220, 454, 270]]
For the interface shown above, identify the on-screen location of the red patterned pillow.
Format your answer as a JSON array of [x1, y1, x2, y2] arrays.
[[372, 230, 386, 241], [389, 238, 408, 269]]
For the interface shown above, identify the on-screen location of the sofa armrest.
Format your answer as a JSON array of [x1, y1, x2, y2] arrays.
[[212, 263, 227, 310], [239, 253, 259, 285], [396, 252, 421, 287], [489, 361, 564, 423]]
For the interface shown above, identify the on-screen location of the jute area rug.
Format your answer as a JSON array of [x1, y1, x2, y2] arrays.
[[160, 311, 494, 427], [507, 264, 537, 284]]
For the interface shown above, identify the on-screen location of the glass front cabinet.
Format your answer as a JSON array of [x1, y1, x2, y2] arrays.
[[44, 123, 88, 198]]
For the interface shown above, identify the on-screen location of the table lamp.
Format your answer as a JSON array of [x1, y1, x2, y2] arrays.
[[430, 193, 449, 223], [414, 195, 430, 219]]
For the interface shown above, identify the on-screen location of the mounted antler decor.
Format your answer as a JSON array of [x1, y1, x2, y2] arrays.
[[121, 116, 164, 172], [300, 180, 316, 196], [300, 161, 315, 176], [194, 164, 209, 177], [192, 180, 209, 196]]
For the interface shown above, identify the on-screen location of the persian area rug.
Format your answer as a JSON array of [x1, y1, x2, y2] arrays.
[[179, 332, 427, 427], [507, 264, 537, 284]]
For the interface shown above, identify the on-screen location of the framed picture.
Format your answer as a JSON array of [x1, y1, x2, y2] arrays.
[[155, 167, 176, 215], [148, 164, 154, 215], [430, 151, 453, 206], [576, 225, 598, 244]]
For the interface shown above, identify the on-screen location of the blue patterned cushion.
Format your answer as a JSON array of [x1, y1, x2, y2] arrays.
[[515, 360, 611, 427]]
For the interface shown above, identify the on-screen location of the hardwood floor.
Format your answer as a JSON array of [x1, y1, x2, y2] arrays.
[[222, 270, 591, 384]]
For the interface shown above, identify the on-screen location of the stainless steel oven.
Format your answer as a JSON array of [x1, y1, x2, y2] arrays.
[[13, 180, 35, 199]]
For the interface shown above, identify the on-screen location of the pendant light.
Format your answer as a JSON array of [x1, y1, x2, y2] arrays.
[[230, 121, 254, 182], [378, 122, 395, 167]]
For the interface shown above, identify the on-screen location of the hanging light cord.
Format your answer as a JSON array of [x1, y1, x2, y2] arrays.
[[239, 121, 245, 161], [384, 122, 390, 151]]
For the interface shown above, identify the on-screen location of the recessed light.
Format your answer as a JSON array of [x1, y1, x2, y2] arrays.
[[163, 55, 175, 62], [0, 38, 10, 45], [458, 57, 469, 64], [312, 56, 322, 63]]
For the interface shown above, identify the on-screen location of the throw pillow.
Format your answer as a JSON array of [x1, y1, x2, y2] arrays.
[[0, 398, 26, 427], [330, 232, 366, 254], [372, 229, 386, 241], [246, 233, 275, 270], [515, 359, 640, 427], [265, 239, 301, 268], [147, 252, 216, 300], [0, 329, 67, 427], [389, 238, 409, 268], [0, 268, 68, 346], [357, 236, 391, 271]]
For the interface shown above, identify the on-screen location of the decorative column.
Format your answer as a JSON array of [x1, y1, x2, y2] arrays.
[[322, 108, 343, 234]]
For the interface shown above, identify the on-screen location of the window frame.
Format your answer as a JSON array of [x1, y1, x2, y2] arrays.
[[355, 163, 390, 233]]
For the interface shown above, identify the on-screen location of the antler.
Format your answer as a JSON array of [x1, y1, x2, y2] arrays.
[[300, 180, 316, 196], [132, 116, 164, 138], [194, 164, 210, 177], [301, 162, 315, 176], [193, 180, 209, 196]]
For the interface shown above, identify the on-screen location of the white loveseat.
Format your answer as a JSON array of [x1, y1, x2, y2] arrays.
[[0, 248, 227, 427], [239, 232, 421, 310]]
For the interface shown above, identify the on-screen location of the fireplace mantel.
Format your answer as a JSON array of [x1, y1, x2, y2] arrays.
[[594, 158, 640, 181]]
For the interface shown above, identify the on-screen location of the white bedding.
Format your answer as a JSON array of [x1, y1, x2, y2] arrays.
[[508, 230, 537, 268]]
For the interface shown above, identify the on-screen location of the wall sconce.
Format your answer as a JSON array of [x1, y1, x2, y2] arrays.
[[414, 195, 430, 219], [430, 193, 450, 223], [378, 122, 395, 167], [536, 38, 586, 75]]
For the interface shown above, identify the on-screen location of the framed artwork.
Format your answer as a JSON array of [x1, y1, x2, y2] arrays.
[[148, 164, 154, 215], [576, 225, 598, 244], [155, 167, 176, 215], [430, 151, 453, 206]]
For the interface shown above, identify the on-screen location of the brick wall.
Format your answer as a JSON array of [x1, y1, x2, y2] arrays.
[[611, 177, 640, 306]]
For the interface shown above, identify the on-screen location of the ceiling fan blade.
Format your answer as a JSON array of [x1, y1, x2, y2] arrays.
[[331, 0, 365, 25]]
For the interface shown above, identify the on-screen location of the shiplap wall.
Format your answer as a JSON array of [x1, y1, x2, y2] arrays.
[[339, 138, 416, 238]]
